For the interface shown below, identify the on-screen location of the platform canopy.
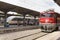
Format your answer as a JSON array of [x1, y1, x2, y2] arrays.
[[0, 1, 40, 16], [0, 0, 60, 13], [0, 0, 60, 14], [54, 0, 60, 6]]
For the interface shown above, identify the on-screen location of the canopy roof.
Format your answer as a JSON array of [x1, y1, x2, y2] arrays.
[[54, 0, 60, 6], [0, 1, 39, 16]]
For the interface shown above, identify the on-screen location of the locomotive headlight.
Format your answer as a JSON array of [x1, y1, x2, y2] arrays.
[[45, 19, 49, 23], [45, 19, 54, 23]]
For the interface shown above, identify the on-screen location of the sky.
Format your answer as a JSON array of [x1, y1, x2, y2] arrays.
[[0, 0, 60, 13]]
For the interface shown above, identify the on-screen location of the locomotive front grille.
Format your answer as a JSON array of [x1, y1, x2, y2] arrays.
[[39, 23, 56, 32]]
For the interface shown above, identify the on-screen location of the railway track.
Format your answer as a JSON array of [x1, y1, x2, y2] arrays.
[[14, 32, 50, 40]]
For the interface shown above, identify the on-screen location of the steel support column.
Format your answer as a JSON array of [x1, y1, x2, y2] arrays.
[[4, 12, 7, 27], [23, 14, 26, 26], [34, 16, 36, 25]]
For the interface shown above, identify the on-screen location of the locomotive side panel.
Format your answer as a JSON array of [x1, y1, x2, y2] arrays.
[[57, 13, 60, 27]]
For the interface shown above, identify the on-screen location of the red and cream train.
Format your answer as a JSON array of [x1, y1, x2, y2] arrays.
[[39, 10, 60, 32]]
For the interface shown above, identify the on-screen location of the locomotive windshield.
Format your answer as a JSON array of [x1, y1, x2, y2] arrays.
[[40, 13, 55, 17]]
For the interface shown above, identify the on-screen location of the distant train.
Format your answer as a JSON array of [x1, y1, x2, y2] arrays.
[[7, 16, 39, 25], [39, 10, 60, 32]]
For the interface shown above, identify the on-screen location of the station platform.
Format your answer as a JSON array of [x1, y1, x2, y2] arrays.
[[36, 31, 60, 40], [0, 28, 60, 40], [0, 25, 40, 34], [0, 29, 41, 40]]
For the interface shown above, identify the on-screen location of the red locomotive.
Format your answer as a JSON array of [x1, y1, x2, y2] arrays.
[[39, 9, 60, 32]]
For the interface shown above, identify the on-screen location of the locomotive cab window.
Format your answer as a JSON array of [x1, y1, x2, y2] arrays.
[[40, 13, 55, 17]]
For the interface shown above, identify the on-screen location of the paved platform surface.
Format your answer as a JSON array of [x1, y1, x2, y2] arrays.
[[0, 29, 41, 40], [0, 26, 39, 34], [0, 28, 60, 40], [36, 31, 60, 40]]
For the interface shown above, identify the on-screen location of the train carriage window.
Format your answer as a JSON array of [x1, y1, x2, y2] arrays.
[[12, 18, 23, 21]]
